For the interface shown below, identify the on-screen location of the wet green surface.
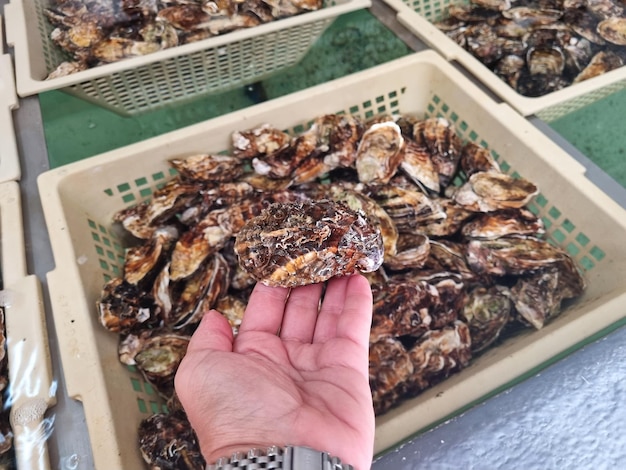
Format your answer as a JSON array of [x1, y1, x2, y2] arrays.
[[40, 9, 412, 168], [550, 88, 626, 189]]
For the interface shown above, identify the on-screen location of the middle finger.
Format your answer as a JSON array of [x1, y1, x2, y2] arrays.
[[280, 283, 324, 343]]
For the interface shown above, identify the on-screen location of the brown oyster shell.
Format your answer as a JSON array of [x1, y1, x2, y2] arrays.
[[369, 336, 414, 416], [400, 139, 441, 194], [231, 123, 291, 160], [597, 17, 626, 46], [404, 321, 472, 396], [124, 226, 178, 285], [413, 117, 463, 188], [355, 121, 405, 184], [461, 208, 545, 240], [170, 154, 244, 182], [138, 410, 205, 470], [367, 184, 446, 232], [465, 235, 568, 276], [113, 201, 153, 240], [97, 277, 157, 334], [454, 171, 539, 211], [461, 286, 512, 352], [134, 333, 190, 399], [460, 141, 501, 177], [234, 200, 384, 287]]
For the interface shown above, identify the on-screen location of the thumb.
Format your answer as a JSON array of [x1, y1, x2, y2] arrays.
[[186, 309, 234, 354]]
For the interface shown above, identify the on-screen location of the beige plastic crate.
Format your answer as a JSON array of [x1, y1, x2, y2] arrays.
[[382, 0, 626, 122], [0, 18, 21, 182], [4, 0, 370, 116], [0, 181, 55, 469], [38, 51, 626, 467]]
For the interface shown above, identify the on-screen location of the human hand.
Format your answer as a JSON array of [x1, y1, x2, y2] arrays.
[[174, 273, 375, 470]]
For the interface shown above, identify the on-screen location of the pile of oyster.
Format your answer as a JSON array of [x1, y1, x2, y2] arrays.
[[0, 307, 15, 467], [43, 0, 323, 79], [435, 0, 626, 97], [96, 113, 585, 468]]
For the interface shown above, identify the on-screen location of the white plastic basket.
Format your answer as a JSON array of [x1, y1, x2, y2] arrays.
[[4, 0, 370, 116], [382, 0, 626, 122], [0, 18, 20, 182], [0, 181, 55, 470], [38, 51, 626, 467]]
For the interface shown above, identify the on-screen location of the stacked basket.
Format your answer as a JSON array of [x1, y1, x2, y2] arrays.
[[4, 0, 370, 115], [0, 19, 20, 182], [382, 0, 626, 122]]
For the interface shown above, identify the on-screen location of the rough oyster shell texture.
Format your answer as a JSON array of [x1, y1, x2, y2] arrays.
[[96, 112, 586, 465], [234, 200, 384, 287], [435, 0, 626, 97]]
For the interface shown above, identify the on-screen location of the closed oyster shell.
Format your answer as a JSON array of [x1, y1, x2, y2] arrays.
[[355, 122, 405, 184], [404, 320, 472, 395], [234, 200, 384, 287], [465, 235, 568, 276], [461, 208, 545, 240], [369, 336, 414, 416], [170, 154, 244, 182], [461, 286, 512, 352], [597, 17, 626, 45], [134, 333, 190, 398], [97, 277, 157, 334], [138, 410, 205, 470], [453, 171, 539, 211]]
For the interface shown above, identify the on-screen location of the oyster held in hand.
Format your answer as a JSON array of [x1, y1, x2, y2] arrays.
[[234, 200, 384, 287]]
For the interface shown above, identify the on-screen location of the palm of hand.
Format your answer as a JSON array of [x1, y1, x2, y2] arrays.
[[175, 275, 375, 470]]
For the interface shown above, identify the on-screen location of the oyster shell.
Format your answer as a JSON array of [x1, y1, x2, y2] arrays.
[[170, 154, 244, 182], [138, 410, 205, 470], [597, 17, 626, 46], [453, 171, 539, 211], [232, 124, 291, 160], [573, 51, 624, 83], [124, 226, 178, 285], [370, 279, 441, 342], [234, 200, 384, 287], [97, 277, 157, 334], [465, 235, 570, 276], [400, 139, 441, 194], [369, 336, 414, 415], [355, 121, 405, 184], [366, 184, 446, 232], [461, 286, 512, 352], [461, 208, 545, 240], [413, 117, 463, 188], [460, 141, 501, 177], [134, 333, 190, 398], [404, 321, 472, 396]]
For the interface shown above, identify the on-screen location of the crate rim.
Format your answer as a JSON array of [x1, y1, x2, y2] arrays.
[[0, 17, 21, 182], [382, 0, 626, 118], [4, 0, 371, 97]]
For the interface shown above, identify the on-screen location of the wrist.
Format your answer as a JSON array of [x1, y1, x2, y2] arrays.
[[206, 445, 355, 469]]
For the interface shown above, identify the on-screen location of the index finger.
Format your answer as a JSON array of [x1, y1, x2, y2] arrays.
[[238, 282, 290, 335]]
